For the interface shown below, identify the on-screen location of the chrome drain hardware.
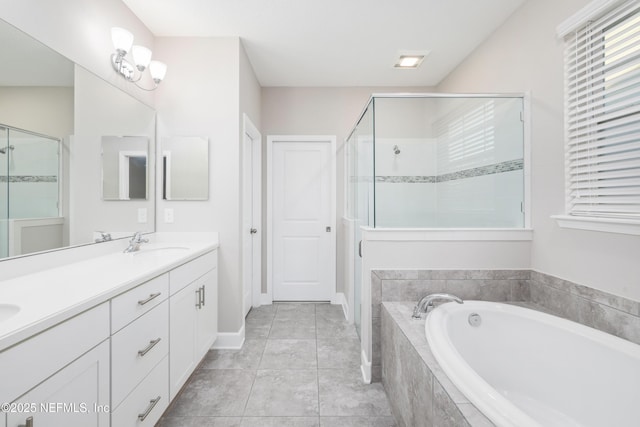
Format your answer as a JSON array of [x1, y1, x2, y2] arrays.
[[468, 313, 482, 327]]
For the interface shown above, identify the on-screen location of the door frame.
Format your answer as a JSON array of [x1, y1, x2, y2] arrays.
[[242, 114, 262, 314], [266, 135, 337, 303]]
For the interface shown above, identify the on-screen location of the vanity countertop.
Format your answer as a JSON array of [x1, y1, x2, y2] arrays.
[[0, 232, 219, 351]]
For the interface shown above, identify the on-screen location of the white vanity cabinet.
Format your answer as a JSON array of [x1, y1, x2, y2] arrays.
[[6, 341, 110, 427], [109, 274, 169, 427], [169, 250, 218, 400], [0, 303, 110, 427]]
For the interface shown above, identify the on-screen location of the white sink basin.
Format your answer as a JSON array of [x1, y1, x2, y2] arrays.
[[0, 304, 20, 323], [131, 246, 190, 257]]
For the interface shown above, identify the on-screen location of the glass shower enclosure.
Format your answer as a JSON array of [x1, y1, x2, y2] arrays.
[[0, 124, 61, 258], [346, 94, 526, 336]]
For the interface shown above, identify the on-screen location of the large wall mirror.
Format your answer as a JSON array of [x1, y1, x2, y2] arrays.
[[0, 18, 156, 260], [102, 136, 149, 201]]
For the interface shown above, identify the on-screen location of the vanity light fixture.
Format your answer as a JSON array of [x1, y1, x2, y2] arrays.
[[111, 27, 167, 91]]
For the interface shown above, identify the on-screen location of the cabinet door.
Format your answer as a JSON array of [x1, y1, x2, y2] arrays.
[[196, 269, 218, 360], [169, 281, 198, 400], [6, 341, 109, 427]]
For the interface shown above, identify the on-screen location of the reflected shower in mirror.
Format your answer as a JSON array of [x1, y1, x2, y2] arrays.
[[101, 136, 149, 200], [161, 136, 209, 200]]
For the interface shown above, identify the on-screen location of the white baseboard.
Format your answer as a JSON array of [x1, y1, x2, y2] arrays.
[[211, 324, 245, 350], [360, 349, 372, 384], [331, 292, 349, 320], [260, 293, 272, 305]]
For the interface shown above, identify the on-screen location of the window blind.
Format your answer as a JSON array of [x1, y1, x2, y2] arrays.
[[564, 0, 640, 218]]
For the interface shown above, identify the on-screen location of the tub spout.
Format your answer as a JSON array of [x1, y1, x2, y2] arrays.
[[412, 293, 463, 319]]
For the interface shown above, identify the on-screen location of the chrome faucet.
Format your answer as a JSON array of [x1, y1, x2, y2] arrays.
[[95, 231, 112, 243], [412, 293, 463, 319], [123, 231, 149, 253]]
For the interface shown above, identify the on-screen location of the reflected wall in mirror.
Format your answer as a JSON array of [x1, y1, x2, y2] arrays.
[[161, 136, 209, 200], [0, 17, 157, 260], [0, 18, 73, 259], [102, 136, 149, 200]]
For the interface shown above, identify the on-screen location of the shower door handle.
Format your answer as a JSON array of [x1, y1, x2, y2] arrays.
[[358, 240, 362, 258]]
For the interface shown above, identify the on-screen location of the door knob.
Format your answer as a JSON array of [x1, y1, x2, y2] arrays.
[[250, 228, 258, 234]]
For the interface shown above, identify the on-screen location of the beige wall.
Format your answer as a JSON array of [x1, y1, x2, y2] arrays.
[[0, 87, 73, 138], [438, 0, 640, 301], [155, 37, 262, 335], [261, 86, 434, 296]]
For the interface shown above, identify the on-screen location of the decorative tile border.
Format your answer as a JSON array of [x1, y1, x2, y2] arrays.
[[0, 175, 58, 183], [349, 158, 524, 184], [436, 158, 524, 183], [375, 158, 524, 184], [376, 175, 437, 183]]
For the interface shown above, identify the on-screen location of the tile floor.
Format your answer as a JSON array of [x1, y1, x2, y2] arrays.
[[158, 303, 397, 427]]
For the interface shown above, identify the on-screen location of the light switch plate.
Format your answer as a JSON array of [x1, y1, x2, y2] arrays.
[[137, 208, 147, 223], [164, 208, 174, 223]]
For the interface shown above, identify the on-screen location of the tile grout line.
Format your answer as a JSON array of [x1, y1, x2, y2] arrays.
[[240, 309, 273, 419]]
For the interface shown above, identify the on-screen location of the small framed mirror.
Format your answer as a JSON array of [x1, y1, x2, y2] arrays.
[[101, 135, 149, 200], [161, 136, 209, 200]]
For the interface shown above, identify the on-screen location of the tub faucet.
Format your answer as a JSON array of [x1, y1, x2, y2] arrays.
[[123, 231, 149, 253], [412, 293, 463, 319]]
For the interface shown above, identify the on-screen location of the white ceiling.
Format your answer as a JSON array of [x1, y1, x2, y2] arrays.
[[122, 0, 526, 87]]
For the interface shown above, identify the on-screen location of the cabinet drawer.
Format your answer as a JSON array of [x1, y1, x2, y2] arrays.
[[111, 356, 169, 427], [111, 301, 169, 409], [0, 303, 109, 405], [111, 273, 169, 333], [169, 250, 217, 295]]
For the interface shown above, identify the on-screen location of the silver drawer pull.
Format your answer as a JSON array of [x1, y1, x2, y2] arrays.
[[138, 338, 161, 357], [137, 396, 161, 422], [138, 292, 161, 306], [195, 287, 202, 309]]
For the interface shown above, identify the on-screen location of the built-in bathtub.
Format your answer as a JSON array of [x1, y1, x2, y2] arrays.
[[426, 301, 640, 427], [381, 300, 640, 427]]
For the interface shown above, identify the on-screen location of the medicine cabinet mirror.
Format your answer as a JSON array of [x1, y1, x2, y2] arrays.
[[161, 136, 209, 200]]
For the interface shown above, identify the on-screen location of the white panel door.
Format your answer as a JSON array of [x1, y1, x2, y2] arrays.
[[242, 116, 261, 315], [272, 140, 333, 301]]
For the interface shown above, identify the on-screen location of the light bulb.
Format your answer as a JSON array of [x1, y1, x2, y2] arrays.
[[111, 27, 134, 56], [132, 45, 152, 71], [149, 61, 167, 83]]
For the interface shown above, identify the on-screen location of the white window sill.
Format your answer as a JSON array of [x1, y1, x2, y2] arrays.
[[552, 215, 640, 236]]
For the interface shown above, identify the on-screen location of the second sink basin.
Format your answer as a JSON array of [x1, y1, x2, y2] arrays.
[[0, 304, 21, 323]]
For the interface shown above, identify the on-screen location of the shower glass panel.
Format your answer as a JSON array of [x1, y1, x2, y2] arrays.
[[373, 96, 524, 228], [346, 94, 525, 341], [0, 124, 60, 257], [347, 101, 374, 338]]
